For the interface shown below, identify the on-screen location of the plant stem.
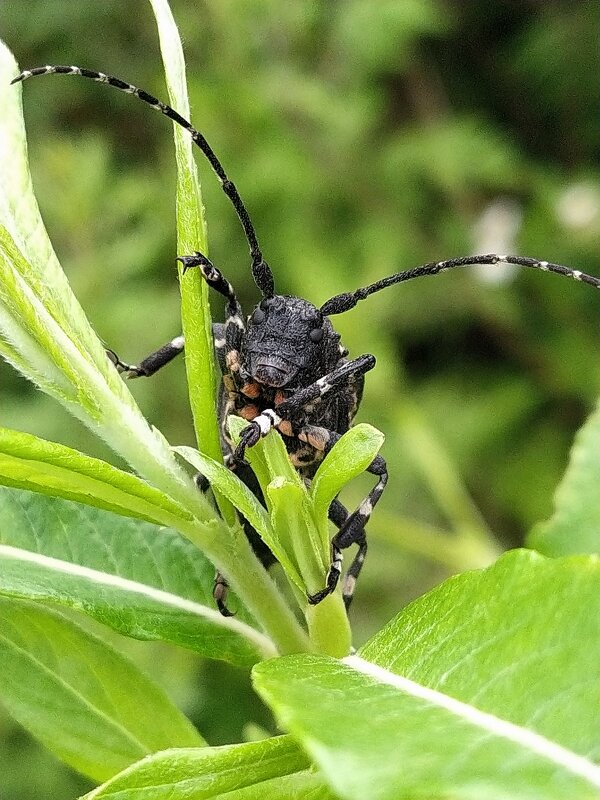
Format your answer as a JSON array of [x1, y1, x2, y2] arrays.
[[306, 594, 352, 658], [196, 521, 312, 656]]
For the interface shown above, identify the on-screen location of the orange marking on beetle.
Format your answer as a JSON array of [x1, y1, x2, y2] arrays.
[[241, 382, 261, 398], [239, 404, 259, 420], [278, 420, 293, 436], [290, 448, 317, 466], [299, 426, 330, 450]]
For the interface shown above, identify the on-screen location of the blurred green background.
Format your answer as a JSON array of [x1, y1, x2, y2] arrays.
[[1, 1, 599, 796]]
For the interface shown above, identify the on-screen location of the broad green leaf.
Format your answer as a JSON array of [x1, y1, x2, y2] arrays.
[[83, 736, 336, 799], [0, 544, 276, 665], [0, 487, 273, 664], [0, 426, 194, 527], [0, 597, 203, 783], [0, 487, 213, 602], [254, 551, 600, 800], [528, 399, 600, 556]]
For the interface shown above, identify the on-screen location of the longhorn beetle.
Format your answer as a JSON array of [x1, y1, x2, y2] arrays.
[[13, 65, 600, 615]]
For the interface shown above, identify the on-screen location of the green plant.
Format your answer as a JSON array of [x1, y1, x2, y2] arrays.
[[1, 2, 600, 798]]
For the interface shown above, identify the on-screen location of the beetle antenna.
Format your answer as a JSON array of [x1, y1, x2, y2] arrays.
[[320, 254, 600, 315], [11, 65, 275, 298]]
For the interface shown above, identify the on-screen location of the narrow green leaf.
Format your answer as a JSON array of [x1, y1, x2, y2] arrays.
[[0, 544, 276, 665], [175, 445, 304, 589], [1, 40, 219, 528], [310, 423, 384, 549], [227, 418, 353, 657], [174, 445, 271, 541], [255, 551, 600, 800], [0, 40, 109, 371], [0, 427, 194, 527], [228, 416, 304, 492], [267, 480, 322, 592], [147, 0, 222, 466], [0, 598, 203, 783], [528, 399, 600, 556], [82, 736, 336, 800]]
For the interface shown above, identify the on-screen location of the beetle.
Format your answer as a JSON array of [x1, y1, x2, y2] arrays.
[[13, 65, 600, 615]]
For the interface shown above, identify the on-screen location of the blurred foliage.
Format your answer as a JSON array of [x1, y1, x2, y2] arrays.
[[0, 1, 599, 796]]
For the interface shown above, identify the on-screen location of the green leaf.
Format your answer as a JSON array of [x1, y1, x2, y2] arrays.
[[254, 551, 600, 800], [0, 40, 108, 371], [175, 444, 305, 590], [0, 426, 194, 527], [1, 39, 219, 528], [174, 445, 273, 550], [147, 0, 222, 466], [0, 487, 213, 601], [0, 487, 275, 665], [310, 423, 384, 548], [0, 39, 306, 656], [228, 416, 304, 491], [0, 544, 276, 665], [0, 597, 203, 783], [528, 399, 600, 556], [83, 736, 337, 799], [226, 417, 354, 657]]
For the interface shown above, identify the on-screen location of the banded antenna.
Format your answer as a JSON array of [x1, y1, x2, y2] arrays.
[[12, 65, 275, 298], [321, 254, 600, 316]]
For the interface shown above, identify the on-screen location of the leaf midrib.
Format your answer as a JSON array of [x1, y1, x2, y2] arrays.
[[345, 655, 600, 789]]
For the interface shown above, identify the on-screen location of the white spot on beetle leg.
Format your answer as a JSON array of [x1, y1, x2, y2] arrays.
[[358, 498, 373, 517], [254, 409, 282, 436], [343, 574, 356, 598]]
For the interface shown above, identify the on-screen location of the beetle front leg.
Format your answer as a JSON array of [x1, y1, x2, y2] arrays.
[[234, 354, 376, 460]]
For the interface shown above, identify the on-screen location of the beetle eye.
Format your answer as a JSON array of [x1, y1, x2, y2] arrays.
[[252, 307, 265, 324], [310, 327, 323, 343]]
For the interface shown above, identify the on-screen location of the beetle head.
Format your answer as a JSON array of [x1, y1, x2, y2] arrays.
[[243, 295, 339, 388]]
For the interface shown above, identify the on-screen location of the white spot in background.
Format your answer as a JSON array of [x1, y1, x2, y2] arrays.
[[472, 198, 523, 285]]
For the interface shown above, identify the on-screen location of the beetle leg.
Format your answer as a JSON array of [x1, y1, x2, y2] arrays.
[[106, 335, 185, 378], [212, 572, 235, 617], [234, 354, 375, 460], [308, 453, 387, 607]]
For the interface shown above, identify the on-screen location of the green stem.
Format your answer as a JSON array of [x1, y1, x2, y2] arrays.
[[306, 593, 352, 658], [197, 521, 312, 656]]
